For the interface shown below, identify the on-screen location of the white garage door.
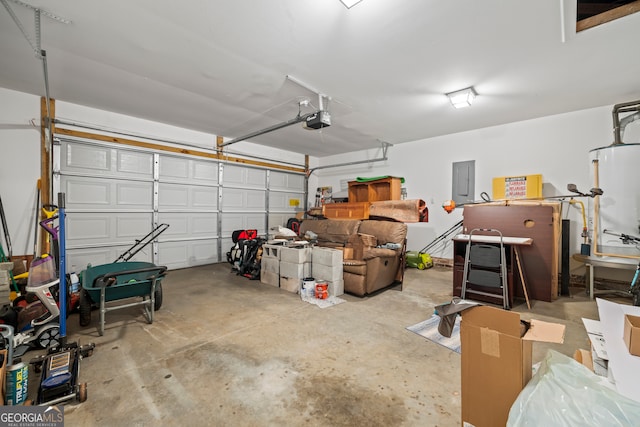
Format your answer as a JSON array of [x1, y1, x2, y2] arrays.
[[57, 138, 304, 271]]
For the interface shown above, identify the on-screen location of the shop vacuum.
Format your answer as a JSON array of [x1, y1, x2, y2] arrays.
[[30, 193, 95, 405]]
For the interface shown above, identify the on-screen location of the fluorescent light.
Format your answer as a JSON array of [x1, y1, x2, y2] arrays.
[[446, 87, 477, 109], [340, 0, 364, 9]]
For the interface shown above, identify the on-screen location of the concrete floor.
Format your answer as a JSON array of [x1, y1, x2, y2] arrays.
[[40, 263, 605, 426]]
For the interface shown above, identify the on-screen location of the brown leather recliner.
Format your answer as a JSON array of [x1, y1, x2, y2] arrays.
[[299, 219, 407, 296]]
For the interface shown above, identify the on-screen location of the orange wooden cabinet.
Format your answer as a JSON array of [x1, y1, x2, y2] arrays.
[[322, 202, 370, 220]]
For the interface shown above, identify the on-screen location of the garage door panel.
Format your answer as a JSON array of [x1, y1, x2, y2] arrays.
[[65, 179, 111, 207], [191, 240, 218, 264], [224, 165, 266, 188], [68, 245, 151, 272], [269, 191, 303, 211], [60, 138, 297, 268], [61, 141, 154, 180], [158, 214, 189, 236], [117, 150, 154, 176], [193, 161, 218, 183], [193, 187, 218, 208], [158, 183, 218, 210], [221, 213, 265, 236], [67, 215, 111, 241], [63, 176, 152, 210], [158, 183, 189, 208], [223, 165, 245, 186], [158, 239, 218, 269], [159, 155, 218, 185], [66, 212, 152, 247], [192, 215, 217, 235], [270, 171, 304, 191], [247, 168, 266, 187], [116, 216, 152, 239], [157, 243, 189, 269], [246, 191, 267, 209], [158, 213, 217, 238], [117, 182, 153, 207], [222, 189, 265, 211], [159, 156, 189, 180], [268, 214, 294, 233], [63, 142, 111, 172]]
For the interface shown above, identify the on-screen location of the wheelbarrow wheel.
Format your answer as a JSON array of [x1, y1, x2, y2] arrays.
[[79, 289, 92, 327], [154, 282, 163, 311]]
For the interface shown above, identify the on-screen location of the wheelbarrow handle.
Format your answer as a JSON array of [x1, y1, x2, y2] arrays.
[[100, 266, 168, 287]]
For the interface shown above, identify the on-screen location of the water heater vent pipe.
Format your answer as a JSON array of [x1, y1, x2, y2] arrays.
[[612, 99, 640, 145]]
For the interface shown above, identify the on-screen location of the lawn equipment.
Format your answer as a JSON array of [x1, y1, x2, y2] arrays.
[[30, 193, 95, 406], [0, 206, 68, 358], [406, 220, 463, 270], [78, 224, 169, 335], [226, 229, 264, 280]]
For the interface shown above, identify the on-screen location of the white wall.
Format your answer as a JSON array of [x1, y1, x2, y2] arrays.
[[0, 88, 41, 257], [316, 105, 628, 262]]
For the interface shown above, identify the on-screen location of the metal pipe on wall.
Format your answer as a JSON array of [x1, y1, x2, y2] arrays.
[[612, 99, 640, 145]]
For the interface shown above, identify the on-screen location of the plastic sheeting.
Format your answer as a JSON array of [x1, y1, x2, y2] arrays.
[[508, 350, 640, 426]]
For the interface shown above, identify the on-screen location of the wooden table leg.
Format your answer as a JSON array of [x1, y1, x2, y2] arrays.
[[514, 247, 531, 310]]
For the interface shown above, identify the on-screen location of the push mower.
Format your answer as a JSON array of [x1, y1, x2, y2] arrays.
[[406, 220, 463, 270]]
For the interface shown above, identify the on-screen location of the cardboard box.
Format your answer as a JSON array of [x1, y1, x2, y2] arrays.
[[461, 306, 565, 427], [573, 348, 594, 371], [623, 314, 640, 356]]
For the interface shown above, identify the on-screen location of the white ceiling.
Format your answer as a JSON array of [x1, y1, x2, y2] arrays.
[[1, 1, 640, 157]]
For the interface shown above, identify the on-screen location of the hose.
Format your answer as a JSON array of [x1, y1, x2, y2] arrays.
[[569, 199, 587, 243]]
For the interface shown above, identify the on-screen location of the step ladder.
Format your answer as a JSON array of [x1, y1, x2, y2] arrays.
[[461, 228, 509, 310]]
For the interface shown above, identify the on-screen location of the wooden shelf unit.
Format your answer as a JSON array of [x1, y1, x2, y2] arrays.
[[348, 177, 402, 203]]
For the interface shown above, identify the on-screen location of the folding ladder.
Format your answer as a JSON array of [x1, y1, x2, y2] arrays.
[[461, 228, 509, 309]]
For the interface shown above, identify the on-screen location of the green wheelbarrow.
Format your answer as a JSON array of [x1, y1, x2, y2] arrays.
[[78, 261, 167, 336]]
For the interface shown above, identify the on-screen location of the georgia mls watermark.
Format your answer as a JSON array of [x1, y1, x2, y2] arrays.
[[0, 406, 64, 427]]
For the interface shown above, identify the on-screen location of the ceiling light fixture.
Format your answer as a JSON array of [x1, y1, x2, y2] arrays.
[[446, 87, 477, 109], [340, 0, 364, 9]]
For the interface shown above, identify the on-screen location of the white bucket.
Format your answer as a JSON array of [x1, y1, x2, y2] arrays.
[[301, 277, 316, 299]]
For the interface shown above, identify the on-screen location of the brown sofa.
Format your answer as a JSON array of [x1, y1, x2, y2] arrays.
[[299, 219, 407, 296]]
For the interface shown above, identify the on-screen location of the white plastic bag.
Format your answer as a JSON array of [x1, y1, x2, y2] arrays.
[[508, 350, 640, 426]]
